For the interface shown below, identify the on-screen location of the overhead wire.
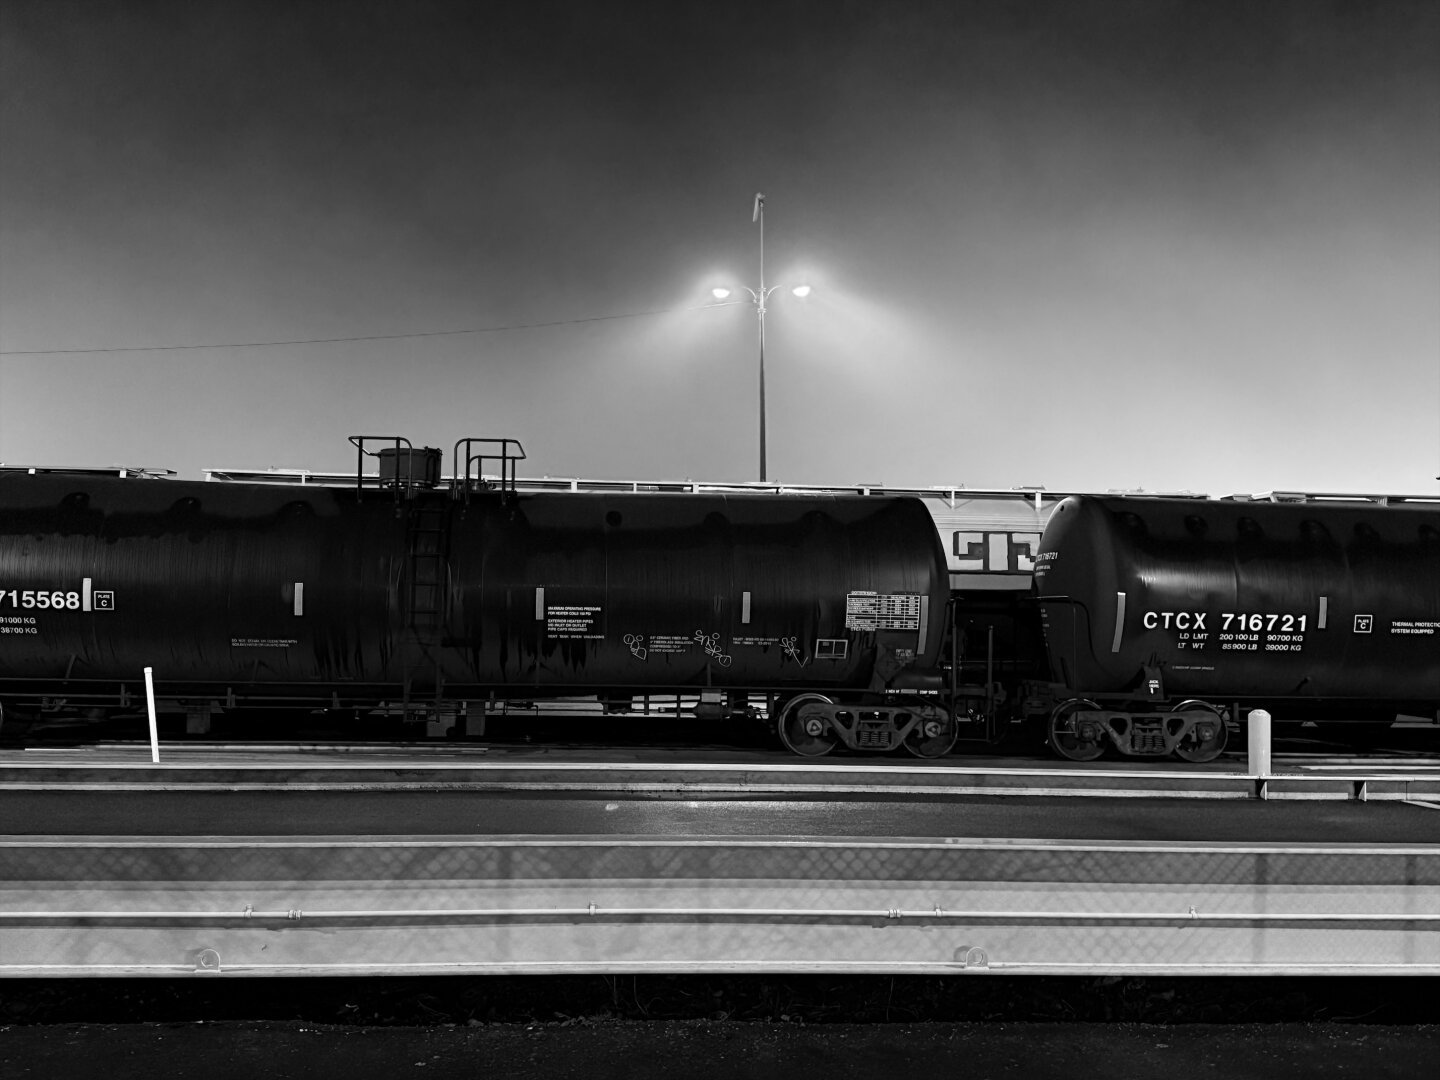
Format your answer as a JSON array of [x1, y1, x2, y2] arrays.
[[0, 300, 752, 356]]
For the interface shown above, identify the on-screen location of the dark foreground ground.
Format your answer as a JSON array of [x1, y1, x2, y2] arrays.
[[2, 976, 1436, 1078], [3, 1019, 1437, 1079]]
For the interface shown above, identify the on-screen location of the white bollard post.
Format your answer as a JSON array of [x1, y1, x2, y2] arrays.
[[144, 666, 160, 764], [1247, 708, 1271, 796]]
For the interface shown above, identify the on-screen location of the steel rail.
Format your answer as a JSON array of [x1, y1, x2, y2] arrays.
[[6, 781, 1436, 801], [6, 755, 1435, 775], [3, 905, 1438, 924], [8, 961, 1440, 978], [4, 835, 1436, 854], [20, 743, 1439, 767], [0, 782, 1272, 798]]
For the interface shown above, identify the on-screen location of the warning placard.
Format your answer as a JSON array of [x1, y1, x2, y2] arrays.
[[546, 605, 603, 640], [845, 591, 921, 631]]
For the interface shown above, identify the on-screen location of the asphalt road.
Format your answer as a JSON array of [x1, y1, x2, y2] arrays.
[[2, 790, 1437, 843]]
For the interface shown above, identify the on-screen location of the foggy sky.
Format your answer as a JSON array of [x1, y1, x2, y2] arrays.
[[2, 0, 1437, 495]]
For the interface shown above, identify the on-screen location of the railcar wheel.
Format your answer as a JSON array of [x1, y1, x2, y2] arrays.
[[1171, 701, 1229, 763], [1048, 699, 1106, 762], [902, 702, 958, 758], [777, 693, 838, 757]]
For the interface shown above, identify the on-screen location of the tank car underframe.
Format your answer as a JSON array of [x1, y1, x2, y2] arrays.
[[775, 693, 958, 758], [1047, 697, 1231, 763], [0, 676, 966, 755]]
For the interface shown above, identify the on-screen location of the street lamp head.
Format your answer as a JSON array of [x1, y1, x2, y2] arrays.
[[790, 284, 812, 298], [711, 287, 732, 301]]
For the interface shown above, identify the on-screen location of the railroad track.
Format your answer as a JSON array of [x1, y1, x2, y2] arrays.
[[3, 742, 1440, 802], [2, 748, 1436, 977]]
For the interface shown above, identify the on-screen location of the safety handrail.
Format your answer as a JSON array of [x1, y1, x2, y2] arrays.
[[451, 437, 526, 500]]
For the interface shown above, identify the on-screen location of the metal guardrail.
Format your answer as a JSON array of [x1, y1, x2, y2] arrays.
[[5, 904, 1439, 925]]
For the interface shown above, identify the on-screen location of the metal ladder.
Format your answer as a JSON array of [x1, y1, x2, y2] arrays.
[[401, 500, 450, 718], [406, 501, 448, 624]]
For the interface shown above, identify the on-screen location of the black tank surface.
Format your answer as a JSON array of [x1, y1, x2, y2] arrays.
[[1034, 495, 1440, 708], [0, 474, 948, 705], [450, 491, 948, 691], [0, 473, 405, 693]]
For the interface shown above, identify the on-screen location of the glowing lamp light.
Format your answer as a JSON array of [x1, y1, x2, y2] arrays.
[[790, 284, 812, 298], [711, 287, 732, 300]]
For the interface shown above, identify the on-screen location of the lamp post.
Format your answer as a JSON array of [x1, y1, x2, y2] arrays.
[[711, 193, 811, 483]]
